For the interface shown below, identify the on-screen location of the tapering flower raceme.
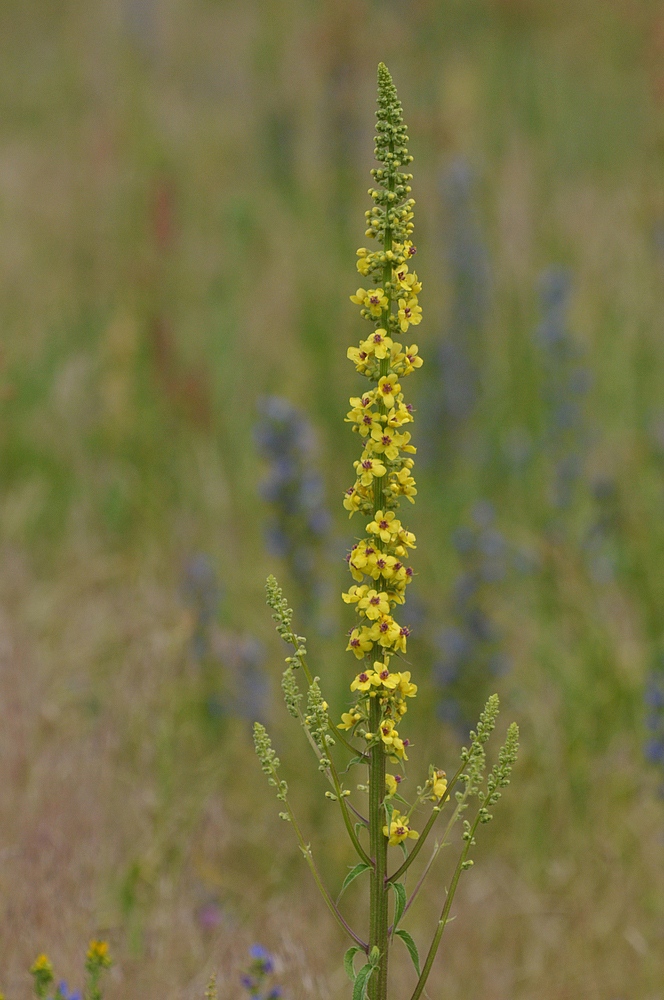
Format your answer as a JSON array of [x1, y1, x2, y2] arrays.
[[341, 67, 424, 845]]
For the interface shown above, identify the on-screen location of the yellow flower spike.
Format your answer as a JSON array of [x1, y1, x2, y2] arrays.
[[86, 940, 112, 967]]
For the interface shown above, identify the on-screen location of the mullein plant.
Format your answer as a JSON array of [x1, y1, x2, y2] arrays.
[[253, 64, 518, 1000]]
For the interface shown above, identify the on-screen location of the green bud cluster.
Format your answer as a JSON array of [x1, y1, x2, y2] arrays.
[[266, 575, 307, 669], [253, 722, 289, 817], [281, 664, 303, 718], [364, 63, 415, 244], [305, 678, 335, 772]]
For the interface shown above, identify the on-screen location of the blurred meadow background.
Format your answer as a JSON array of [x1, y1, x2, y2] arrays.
[[3, 0, 664, 996]]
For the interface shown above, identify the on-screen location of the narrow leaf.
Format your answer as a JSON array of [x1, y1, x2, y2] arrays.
[[343, 947, 363, 982], [337, 862, 372, 903], [395, 928, 421, 976], [352, 964, 374, 1000], [390, 881, 407, 930]]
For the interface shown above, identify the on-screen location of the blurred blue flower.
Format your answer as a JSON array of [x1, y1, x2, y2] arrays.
[[254, 397, 330, 615], [55, 984, 81, 1000], [645, 666, 664, 784], [432, 504, 513, 732], [420, 158, 490, 460], [241, 945, 281, 1000]]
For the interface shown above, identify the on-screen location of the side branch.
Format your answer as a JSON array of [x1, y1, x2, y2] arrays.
[[408, 813, 482, 1000], [387, 762, 464, 884]]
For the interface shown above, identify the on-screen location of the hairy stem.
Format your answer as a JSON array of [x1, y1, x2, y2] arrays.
[[368, 696, 388, 1000]]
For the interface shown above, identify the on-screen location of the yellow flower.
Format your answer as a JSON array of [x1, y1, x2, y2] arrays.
[[369, 552, 398, 581], [401, 344, 423, 373], [339, 708, 363, 730], [378, 718, 401, 746], [369, 426, 404, 461], [373, 661, 400, 688], [397, 670, 417, 698], [384, 403, 413, 429], [347, 345, 371, 372], [342, 584, 369, 604], [350, 287, 388, 317], [357, 589, 391, 620], [354, 455, 387, 486], [347, 627, 374, 658], [383, 811, 419, 846], [397, 527, 417, 549], [393, 625, 411, 653], [377, 374, 401, 409], [369, 615, 402, 648], [385, 773, 398, 796], [366, 510, 401, 544], [390, 467, 417, 502], [362, 328, 393, 359], [431, 770, 448, 800], [397, 297, 422, 332], [351, 669, 381, 692], [349, 540, 379, 577], [346, 395, 378, 436], [356, 248, 374, 276], [393, 265, 422, 296], [343, 487, 363, 517]]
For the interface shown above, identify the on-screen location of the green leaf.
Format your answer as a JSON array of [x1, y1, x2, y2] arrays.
[[390, 881, 407, 929], [384, 800, 394, 826], [342, 755, 365, 774], [344, 947, 363, 982], [395, 928, 421, 976], [337, 862, 372, 903], [352, 963, 374, 1000]]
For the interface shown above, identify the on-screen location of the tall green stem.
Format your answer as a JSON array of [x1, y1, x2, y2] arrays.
[[368, 695, 388, 1000]]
